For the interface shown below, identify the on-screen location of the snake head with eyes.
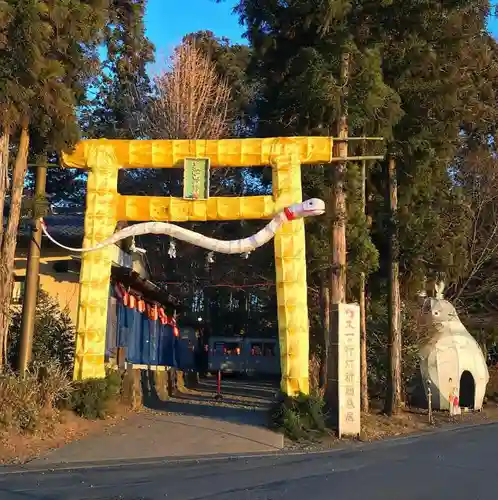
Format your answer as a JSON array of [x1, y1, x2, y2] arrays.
[[284, 198, 326, 221]]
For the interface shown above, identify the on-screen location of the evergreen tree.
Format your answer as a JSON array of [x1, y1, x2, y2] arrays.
[[234, 0, 402, 409], [448, 31, 498, 348], [373, 1, 494, 291], [183, 30, 255, 135], [8, 290, 75, 371], [82, 0, 155, 139], [0, 0, 108, 367], [45, 1, 154, 209], [235, 0, 498, 411]]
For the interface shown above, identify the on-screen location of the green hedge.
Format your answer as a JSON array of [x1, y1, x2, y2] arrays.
[[271, 392, 326, 441], [66, 370, 123, 419]]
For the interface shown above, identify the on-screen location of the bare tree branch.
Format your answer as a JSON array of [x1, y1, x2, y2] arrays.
[[148, 40, 232, 141]]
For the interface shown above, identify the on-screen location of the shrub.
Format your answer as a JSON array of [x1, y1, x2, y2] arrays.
[[0, 371, 41, 431], [35, 362, 73, 409], [0, 362, 123, 432], [0, 361, 72, 432], [8, 290, 75, 371], [271, 392, 326, 441], [66, 370, 122, 419]]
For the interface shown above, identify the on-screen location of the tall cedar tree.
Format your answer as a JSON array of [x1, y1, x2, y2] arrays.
[[0, 0, 108, 368], [234, 0, 402, 408], [369, 1, 496, 413], [235, 0, 498, 411], [47, 0, 155, 209], [82, 0, 155, 140]]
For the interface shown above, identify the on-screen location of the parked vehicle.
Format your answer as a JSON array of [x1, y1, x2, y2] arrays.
[[207, 336, 280, 376]]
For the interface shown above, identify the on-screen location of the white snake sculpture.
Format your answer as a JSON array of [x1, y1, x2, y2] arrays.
[[40, 198, 326, 254]]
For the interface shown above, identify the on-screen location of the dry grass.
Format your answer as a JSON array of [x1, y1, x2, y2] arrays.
[[0, 363, 129, 465], [287, 365, 498, 450], [309, 353, 325, 399], [485, 364, 498, 402], [0, 406, 130, 464], [286, 400, 498, 451], [361, 400, 498, 441], [0, 362, 72, 432], [358, 368, 498, 442]]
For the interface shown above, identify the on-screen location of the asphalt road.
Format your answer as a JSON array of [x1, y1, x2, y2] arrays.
[[1, 422, 497, 500]]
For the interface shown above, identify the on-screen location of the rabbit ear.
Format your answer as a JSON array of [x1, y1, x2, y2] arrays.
[[434, 280, 445, 299]]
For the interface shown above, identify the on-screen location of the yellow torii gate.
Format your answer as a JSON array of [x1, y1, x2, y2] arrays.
[[62, 136, 335, 396]]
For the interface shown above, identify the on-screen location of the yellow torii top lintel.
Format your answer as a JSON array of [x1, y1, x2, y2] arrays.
[[61, 137, 334, 170]]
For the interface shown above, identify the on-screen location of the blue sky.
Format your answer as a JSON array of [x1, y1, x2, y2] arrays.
[[148, 0, 497, 59], [146, 0, 245, 63]]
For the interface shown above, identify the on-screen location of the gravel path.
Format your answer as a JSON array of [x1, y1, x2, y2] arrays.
[[142, 376, 280, 428]]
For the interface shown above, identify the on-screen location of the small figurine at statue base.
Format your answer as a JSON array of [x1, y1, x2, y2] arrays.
[[449, 381, 461, 417]]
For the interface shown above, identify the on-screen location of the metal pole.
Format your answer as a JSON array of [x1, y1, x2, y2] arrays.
[[18, 164, 47, 375], [215, 369, 223, 400], [427, 381, 433, 424]]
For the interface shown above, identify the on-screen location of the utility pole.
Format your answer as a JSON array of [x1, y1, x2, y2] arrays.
[[18, 163, 47, 375]]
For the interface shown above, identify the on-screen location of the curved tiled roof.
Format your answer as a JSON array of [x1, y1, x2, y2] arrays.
[[17, 215, 85, 244]]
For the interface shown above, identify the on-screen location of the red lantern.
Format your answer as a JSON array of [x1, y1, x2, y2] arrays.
[[158, 307, 168, 325], [127, 293, 136, 309], [172, 317, 180, 337], [148, 304, 159, 321], [137, 298, 146, 313], [115, 282, 129, 307]]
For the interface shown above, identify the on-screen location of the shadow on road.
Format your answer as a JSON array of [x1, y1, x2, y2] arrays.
[[140, 371, 279, 428]]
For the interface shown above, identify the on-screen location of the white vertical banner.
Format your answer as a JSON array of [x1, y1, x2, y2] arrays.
[[337, 303, 361, 437]]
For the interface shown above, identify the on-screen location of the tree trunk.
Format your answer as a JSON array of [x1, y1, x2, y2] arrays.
[[0, 123, 30, 369], [0, 127, 10, 249], [384, 156, 402, 416], [329, 51, 349, 305], [320, 271, 330, 389], [0, 128, 10, 367], [360, 157, 369, 412], [326, 51, 349, 411], [360, 270, 369, 413]]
